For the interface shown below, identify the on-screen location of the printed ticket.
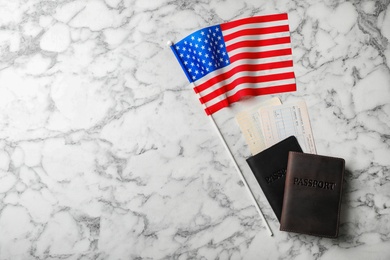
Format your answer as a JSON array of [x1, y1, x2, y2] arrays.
[[235, 97, 282, 155], [258, 100, 317, 154]]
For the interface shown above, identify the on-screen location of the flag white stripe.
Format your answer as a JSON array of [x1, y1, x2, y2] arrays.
[[227, 43, 294, 56], [221, 19, 289, 36], [223, 32, 291, 45]]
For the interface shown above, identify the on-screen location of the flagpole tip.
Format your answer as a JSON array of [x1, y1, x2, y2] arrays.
[[166, 41, 174, 46]]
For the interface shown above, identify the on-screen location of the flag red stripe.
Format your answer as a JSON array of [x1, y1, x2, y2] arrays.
[[220, 13, 288, 31], [204, 83, 296, 115], [229, 48, 292, 63], [223, 25, 290, 42], [194, 60, 294, 93], [226, 37, 291, 52], [199, 72, 295, 104]]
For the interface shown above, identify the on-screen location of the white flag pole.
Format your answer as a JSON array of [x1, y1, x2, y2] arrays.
[[207, 113, 273, 236], [167, 41, 273, 236]]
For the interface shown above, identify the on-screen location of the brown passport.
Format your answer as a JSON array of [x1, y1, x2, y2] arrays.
[[280, 152, 345, 238]]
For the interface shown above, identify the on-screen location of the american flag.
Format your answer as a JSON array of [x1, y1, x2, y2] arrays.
[[171, 13, 296, 115]]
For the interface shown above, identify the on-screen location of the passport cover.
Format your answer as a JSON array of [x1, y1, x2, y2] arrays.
[[246, 136, 303, 222], [280, 152, 345, 238]]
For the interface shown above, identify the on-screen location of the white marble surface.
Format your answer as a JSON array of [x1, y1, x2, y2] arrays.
[[0, 0, 389, 259]]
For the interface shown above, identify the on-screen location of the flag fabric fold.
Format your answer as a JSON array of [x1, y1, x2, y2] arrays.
[[172, 13, 297, 115]]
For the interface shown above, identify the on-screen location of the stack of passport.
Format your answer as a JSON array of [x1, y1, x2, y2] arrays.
[[246, 136, 345, 238]]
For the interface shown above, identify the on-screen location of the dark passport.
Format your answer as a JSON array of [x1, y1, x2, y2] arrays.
[[280, 152, 345, 238], [246, 136, 303, 222]]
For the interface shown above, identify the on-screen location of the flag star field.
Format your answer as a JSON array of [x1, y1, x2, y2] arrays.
[[175, 25, 230, 82]]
